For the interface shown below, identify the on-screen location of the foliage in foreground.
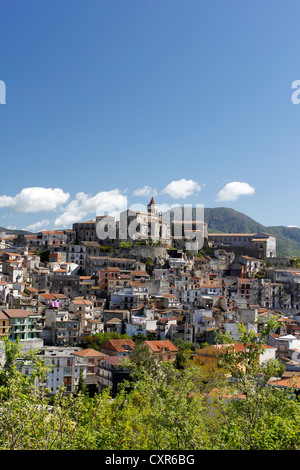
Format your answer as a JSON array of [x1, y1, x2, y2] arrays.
[[0, 318, 300, 450]]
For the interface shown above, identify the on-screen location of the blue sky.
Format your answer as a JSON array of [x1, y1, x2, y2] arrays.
[[1, 0, 300, 231]]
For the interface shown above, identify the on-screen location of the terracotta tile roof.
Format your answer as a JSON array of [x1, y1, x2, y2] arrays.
[[101, 339, 135, 352], [106, 318, 122, 323], [72, 300, 93, 305], [269, 376, 300, 389], [0, 311, 9, 320], [1, 309, 33, 318], [74, 220, 96, 224], [73, 348, 107, 358], [144, 340, 178, 353], [40, 294, 56, 300]]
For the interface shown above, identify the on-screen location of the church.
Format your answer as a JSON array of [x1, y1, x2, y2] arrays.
[[119, 197, 171, 244]]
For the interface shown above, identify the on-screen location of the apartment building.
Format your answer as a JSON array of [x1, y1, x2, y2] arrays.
[[1, 309, 42, 349], [208, 232, 276, 259], [20, 346, 87, 394], [144, 340, 179, 362]]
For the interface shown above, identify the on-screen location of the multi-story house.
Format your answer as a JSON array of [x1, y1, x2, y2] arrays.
[[268, 269, 300, 310], [273, 334, 300, 360], [96, 355, 130, 397], [230, 255, 265, 277], [72, 220, 97, 243], [20, 346, 87, 395], [109, 285, 148, 310], [208, 232, 276, 259], [195, 342, 276, 368], [144, 340, 179, 362], [100, 339, 135, 357], [99, 267, 121, 292], [2, 252, 24, 283], [44, 307, 82, 346], [0, 310, 10, 338], [1, 308, 43, 352], [67, 245, 87, 269], [41, 230, 68, 247], [72, 348, 108, 391], [237, 277, 259, 306], [156, 318, 177, 340], [125, 315, 157, 337], [88, 256, 136, 277]]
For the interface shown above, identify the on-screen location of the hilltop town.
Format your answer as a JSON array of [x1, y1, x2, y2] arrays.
[[0, 197, 299, 396]]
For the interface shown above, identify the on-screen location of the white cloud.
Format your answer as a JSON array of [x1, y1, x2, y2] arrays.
[[133, 186, 158, 198], [0, 187, 70, 213], [54, 189, 128, 227], [162, 179, 201, 199], [216, 182, 255, 201], [25, 219, 50, 232]]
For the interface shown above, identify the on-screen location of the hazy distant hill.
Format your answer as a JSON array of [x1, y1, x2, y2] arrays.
[[0, 227, 34, 236]]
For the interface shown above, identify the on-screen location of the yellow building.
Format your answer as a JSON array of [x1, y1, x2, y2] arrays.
[[195, 343, 250, 370], [0, 310, 10, 338]]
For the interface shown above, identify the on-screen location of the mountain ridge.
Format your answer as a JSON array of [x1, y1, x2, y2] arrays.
[[0, 227, 35, 236]]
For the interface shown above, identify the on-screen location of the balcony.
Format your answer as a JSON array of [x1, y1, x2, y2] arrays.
[[63, 367, 72, 375], [86, 373, 98, 385]]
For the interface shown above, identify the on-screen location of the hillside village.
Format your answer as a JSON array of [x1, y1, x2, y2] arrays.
[[0, 197, 300, 396]]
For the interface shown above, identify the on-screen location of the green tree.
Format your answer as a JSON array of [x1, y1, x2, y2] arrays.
[[74, 369, 88, 397], [215, 317, 300, 450], [213, 329, 234, 345], [1, 330, 300, 450], [80, 331, 131, 350]]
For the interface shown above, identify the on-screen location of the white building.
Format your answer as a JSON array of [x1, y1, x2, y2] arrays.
[[67, 245, 87, 269], [41, 230, 68, 247], [125, 315, 157, 337], [208, 232, 276, 259], [109, 285, 148, 310], [20, 346, 87, 394], [119, 197, 170, 243], [273, 334, 300, 360]]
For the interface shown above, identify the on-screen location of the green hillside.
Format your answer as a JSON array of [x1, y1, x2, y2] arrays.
[[204, 207, 265, 234]]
